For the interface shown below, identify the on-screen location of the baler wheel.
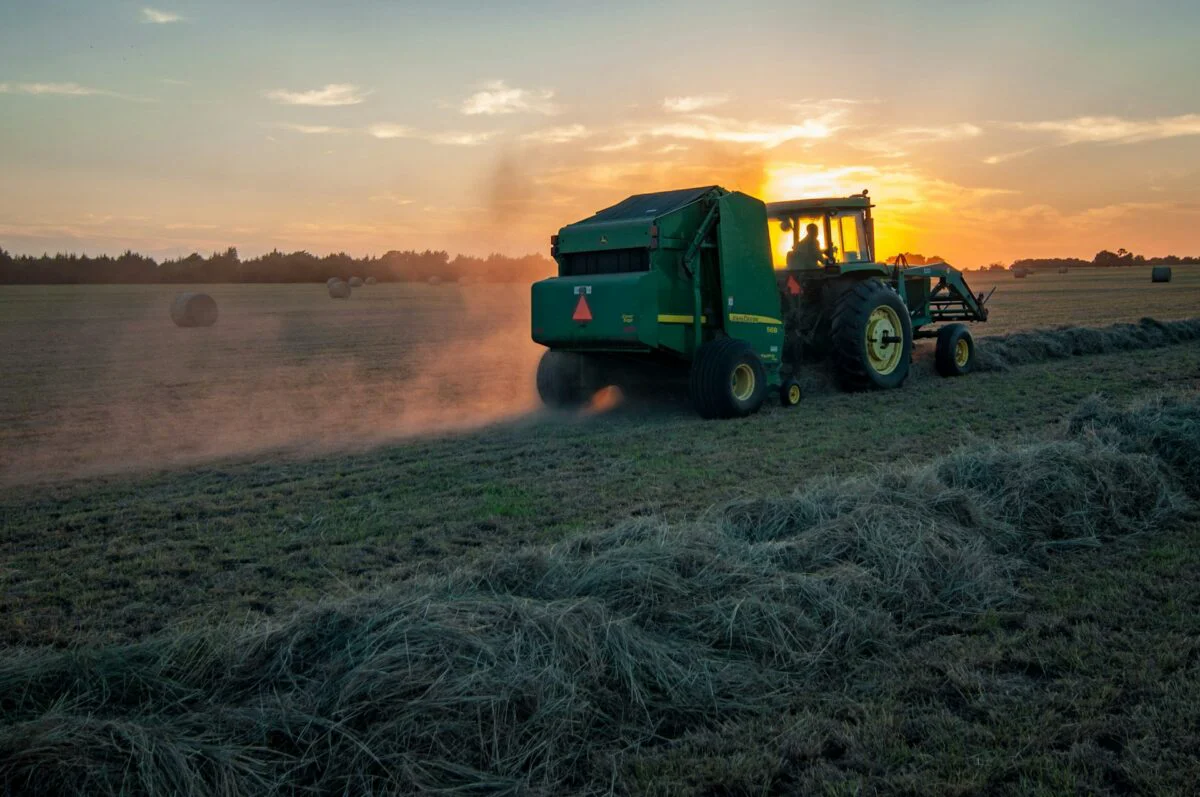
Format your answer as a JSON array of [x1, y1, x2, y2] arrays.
[[829, 279, 913, 391], [536, 350, 588, 408], [689, 339, 767, 419], [935, 323, 975, 377], [780, 378, 802, 407]]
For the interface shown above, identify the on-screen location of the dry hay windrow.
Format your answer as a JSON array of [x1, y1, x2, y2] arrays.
[[3, 393, 1198, 794], [973, 316, 1200, 371], [168, 292, 218, 328]]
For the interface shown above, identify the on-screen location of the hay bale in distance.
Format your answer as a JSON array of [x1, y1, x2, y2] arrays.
[[428, 275, 442, 285], [1058, 267, 1069, 274], [1152, 266, 1172, 283], [326, 277, 342, 288], [328, 280, 351, 299], [169, 292, 218, 327], [348, 276, 364, 287], [1013, 268, 1028, 279], [364, 276, 377, 285]]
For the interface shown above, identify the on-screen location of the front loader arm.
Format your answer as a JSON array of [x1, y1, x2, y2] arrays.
[[903, 263, 990, 323]]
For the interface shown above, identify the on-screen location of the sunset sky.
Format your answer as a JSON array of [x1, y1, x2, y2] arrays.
[[2, 0, 1198, 266]]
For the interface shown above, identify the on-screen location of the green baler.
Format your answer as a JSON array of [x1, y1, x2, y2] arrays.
[[532, 185, 989, 418]]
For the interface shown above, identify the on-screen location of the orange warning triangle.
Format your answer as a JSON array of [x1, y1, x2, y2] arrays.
[[572, 294, 593, 322], [786, 275, 801, 296]]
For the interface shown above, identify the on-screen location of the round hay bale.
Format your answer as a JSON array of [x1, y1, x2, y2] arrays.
[[348, 276, 364, 287], [428, 275, 442, 285], [1013, 268, 1028, 279], [326, 277, 342, 288], [328, 280, 351, 299], [1152, 266, 1172, 283], [1058, 267, 1069, 274], [364, 276, 377, 285], [170, 292, 218, 327]]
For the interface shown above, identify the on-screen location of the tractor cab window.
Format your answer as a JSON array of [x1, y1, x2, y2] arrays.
[[769, 214, 826, 270], [830, 211, 869, 263]]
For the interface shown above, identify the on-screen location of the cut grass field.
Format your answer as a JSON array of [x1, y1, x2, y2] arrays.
[[2, 267, 1200, 794]]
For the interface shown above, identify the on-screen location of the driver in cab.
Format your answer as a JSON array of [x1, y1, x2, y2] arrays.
[[787, 223, 822, 270]]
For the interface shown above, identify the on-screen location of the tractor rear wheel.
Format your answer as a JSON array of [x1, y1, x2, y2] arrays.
[[935, 323, 975, 377], [689, 338, 767, 419], [536, 350, 589, 408], [829, 279, 913, 391]]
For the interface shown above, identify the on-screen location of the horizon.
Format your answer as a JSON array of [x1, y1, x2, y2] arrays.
[[2, 1, 1199, 265]]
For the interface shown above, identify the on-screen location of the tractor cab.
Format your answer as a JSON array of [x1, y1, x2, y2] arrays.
[[765, 192, 875, 271]]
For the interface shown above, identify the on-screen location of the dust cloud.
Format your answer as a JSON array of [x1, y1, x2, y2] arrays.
[[0, 283, 544, 487]]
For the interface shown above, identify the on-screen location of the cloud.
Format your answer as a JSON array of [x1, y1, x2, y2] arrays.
[[141, 7, 183, 24], [521, 124, 589, 144], [0, 82, 100, 96], [892, 123, 982, 142], [985, 114, 1200, 162], [264, 84, 368, 107], [590, 136, 641, 152], [367, 124, 497, 146], [856, 122, 983, 157], [277, 123, 352, 135], [663, 95, 728, 113], [648, 114, 841, 148], [367, 124, 415, 139], [983, 147, 1042, 166], [460, 80, 559, 116], [427, 130, 500, 146], [0, 82, 146, 101], [369, 193, 415, 206], [1010, 114, 1200, 145]]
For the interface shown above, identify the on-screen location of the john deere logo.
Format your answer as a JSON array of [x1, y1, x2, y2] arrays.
[[599, 235, 608, 244]]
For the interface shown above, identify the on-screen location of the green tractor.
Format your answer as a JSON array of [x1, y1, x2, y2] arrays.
[[531, 185, 989, 418]]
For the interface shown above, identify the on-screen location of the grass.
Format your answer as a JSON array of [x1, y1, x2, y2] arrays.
[[3, 270, 1200, 793], [3, 338, 1200, 647], [2, 393, 1198, 795]]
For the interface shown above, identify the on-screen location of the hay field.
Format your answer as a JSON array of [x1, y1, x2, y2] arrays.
[[963, 266, 1200, 334], [1, 268, 1197, 486], [3, 268, 1200, 794], [0, 282, 541, 485]]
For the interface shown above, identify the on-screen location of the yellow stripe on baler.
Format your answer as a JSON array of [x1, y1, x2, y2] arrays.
[[657, 313, 781, 325], [728, 313, 782, 325]]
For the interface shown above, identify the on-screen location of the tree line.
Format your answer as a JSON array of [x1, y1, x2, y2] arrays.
[[982, 249, 1200, 273], [890, 249, 1200, 273], [0, 247, 556, 285], [3, 244, 1196, 285]]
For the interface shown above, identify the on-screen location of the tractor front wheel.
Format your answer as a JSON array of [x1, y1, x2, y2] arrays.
[[689, 339, 768, 419], [536, 350, 589, 408], [935, 323, 975, 377], [829, 279, 913, 391]]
